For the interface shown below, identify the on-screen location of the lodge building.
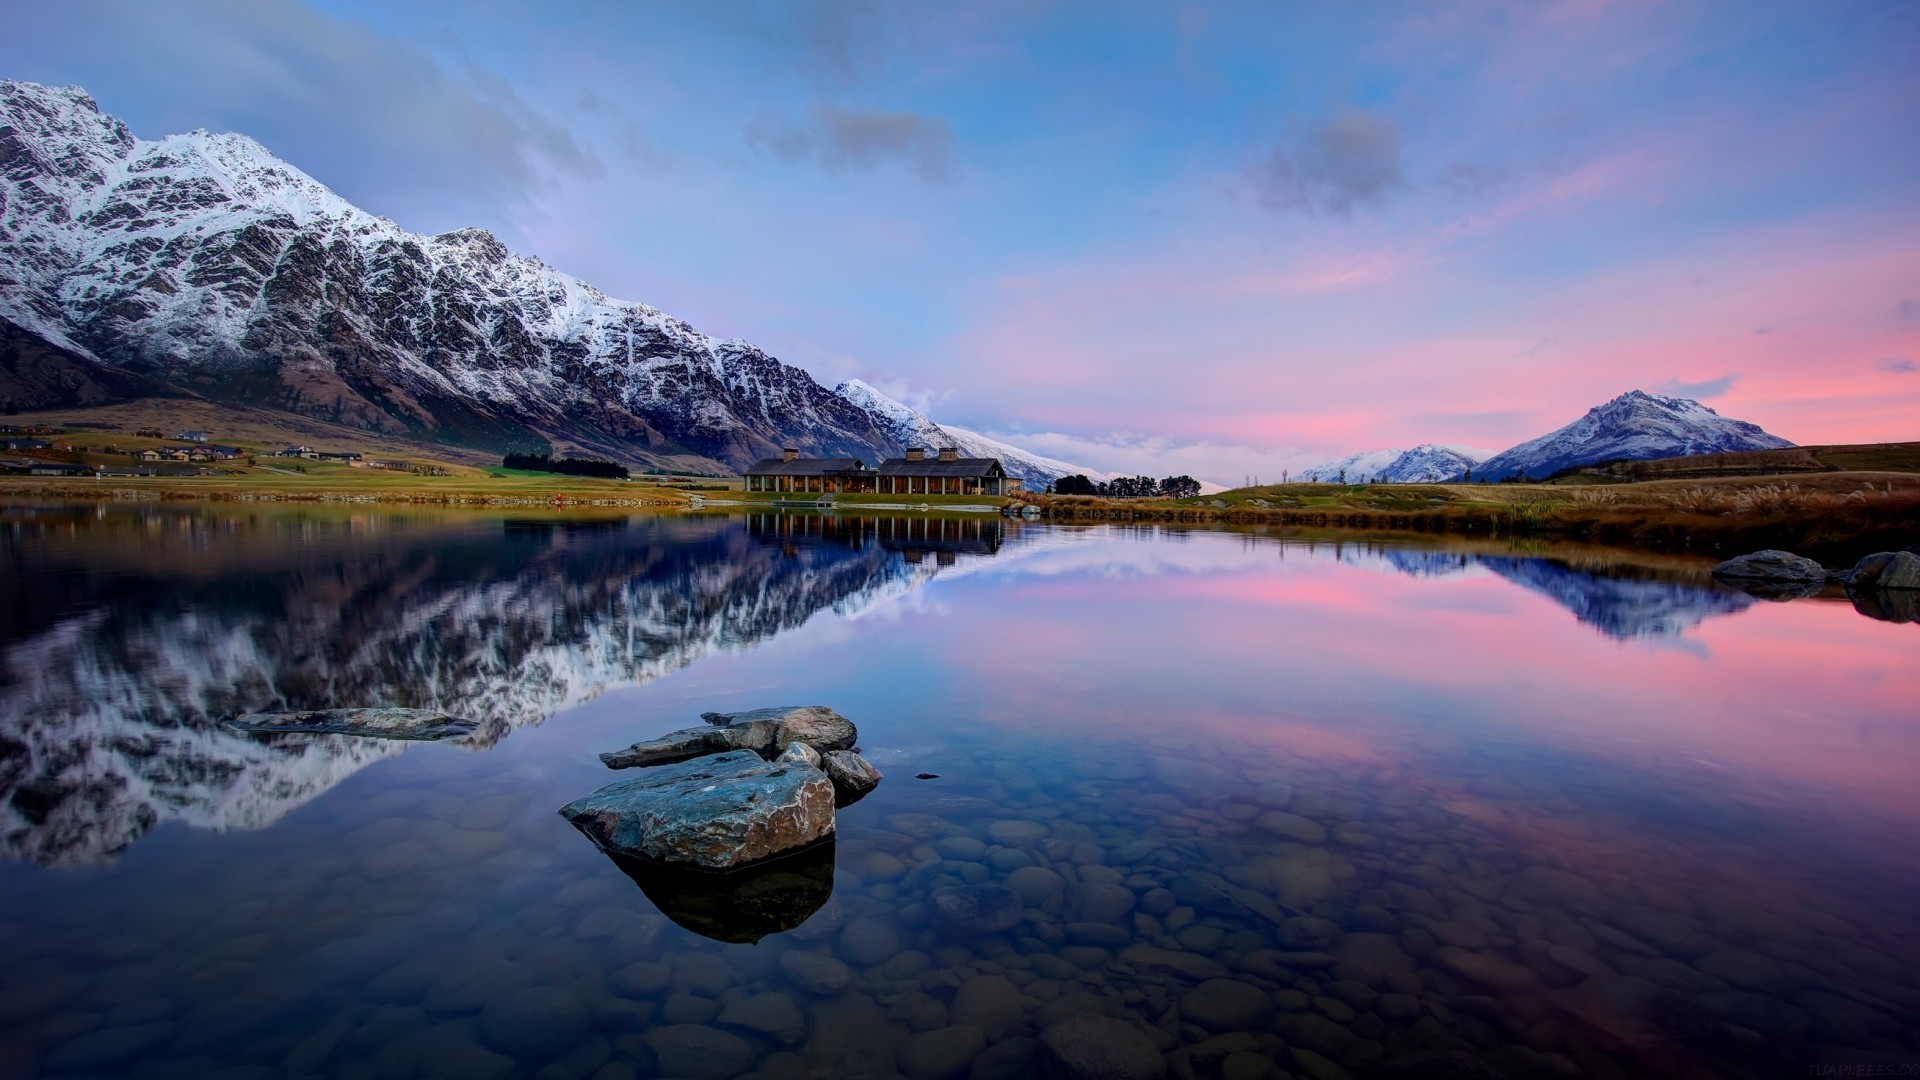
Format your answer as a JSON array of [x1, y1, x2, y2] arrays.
[[744, 447, 1017, 496]]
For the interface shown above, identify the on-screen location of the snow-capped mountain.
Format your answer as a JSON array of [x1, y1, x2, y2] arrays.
[[0, 80, 1052, 474], [1301, 443, 1490, 483], [833, 378, 1106, 487], [1472, 390, 1792, 481]]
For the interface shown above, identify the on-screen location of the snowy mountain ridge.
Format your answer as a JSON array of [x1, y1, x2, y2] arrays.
[[832, 378, 1106, 487], [1301, 443, 1491, 483], [0, 80, 1074, 476]]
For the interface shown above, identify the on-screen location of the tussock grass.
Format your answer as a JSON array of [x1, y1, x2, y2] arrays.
[[1017, 472, 1920, 563]]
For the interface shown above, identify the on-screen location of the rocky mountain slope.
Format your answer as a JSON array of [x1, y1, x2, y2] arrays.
[[1471, 390, 1793, 481], [832, 379, 1103, 487], [0, 80, 1073, 474], [1301, 443, 1490, 484]]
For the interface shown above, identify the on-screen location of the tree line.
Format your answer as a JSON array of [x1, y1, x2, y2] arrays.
[[501, 452, 630, 479], [1048, 474, 1202, 498]]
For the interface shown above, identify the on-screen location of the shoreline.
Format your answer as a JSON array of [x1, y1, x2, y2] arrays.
[[8, 470, 1917, 564]]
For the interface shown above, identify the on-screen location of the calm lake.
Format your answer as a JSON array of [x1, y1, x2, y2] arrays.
[[2, 504, 1916, 1080]]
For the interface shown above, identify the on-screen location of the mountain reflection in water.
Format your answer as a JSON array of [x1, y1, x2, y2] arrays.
[[0, 509, 1006, 866], [2, 507, 1916, 1080], [0, 508, 1838, 868]]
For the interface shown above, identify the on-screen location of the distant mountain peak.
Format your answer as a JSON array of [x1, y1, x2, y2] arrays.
[[1302, 443, 1491, 483], [831, 378, 1106, 486], [1472, 390, 1791, 481]]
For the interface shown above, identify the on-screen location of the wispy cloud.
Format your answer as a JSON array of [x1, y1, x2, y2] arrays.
[[1878, 356, 1917, 374], [747, 106, 958, 181], [1653, 374, 1739, 399]]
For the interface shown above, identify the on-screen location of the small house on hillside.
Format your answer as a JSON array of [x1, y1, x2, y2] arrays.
[[175, 430, 210, 442], [877, 448, 1015, 496], [743, 450, 876, 493]]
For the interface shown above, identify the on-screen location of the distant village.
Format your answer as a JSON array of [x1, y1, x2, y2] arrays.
[[0, 423, 432, 478]]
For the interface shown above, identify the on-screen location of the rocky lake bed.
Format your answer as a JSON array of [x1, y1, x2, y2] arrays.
[[1, 507, 1915, 1079]]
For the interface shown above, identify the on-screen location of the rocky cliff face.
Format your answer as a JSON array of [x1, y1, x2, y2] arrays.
[[0, 80, 902, 469]]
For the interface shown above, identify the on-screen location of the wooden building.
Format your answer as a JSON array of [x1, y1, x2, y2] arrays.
[[743, 449, 877, 493], [876, 447, 1015, 496]]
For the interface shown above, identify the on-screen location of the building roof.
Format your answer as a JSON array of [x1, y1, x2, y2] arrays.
[[877, 456, 1006, 478], [744, 457, 871, 476]]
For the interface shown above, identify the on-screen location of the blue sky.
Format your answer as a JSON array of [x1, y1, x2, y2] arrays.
[[4, 1, 1916, 480]]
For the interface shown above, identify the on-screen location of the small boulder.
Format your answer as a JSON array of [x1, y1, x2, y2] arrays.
[[778, 742, 822, 768], [929, 884, 1024, 936], [1039, 1015, 1167, 1080], [822, 750, 883, 805], [598, 725, 762, 769], [1847, 550, 1920, 590], [559, 750, 834, 870], [702, 705, 858, 753], [1710, 550, 1829, 587]]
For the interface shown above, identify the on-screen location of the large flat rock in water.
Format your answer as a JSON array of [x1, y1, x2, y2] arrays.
[[559, 750, 836, 871], [225, 708, 478, 741]]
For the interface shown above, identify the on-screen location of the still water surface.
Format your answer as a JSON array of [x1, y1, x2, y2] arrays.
[[2, 506, 1916, 1079]]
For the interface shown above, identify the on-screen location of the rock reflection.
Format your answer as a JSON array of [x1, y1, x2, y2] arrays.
[[601, 841, 836, 944]]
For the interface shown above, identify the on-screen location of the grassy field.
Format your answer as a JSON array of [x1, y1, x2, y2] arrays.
[[1025, 470, 1920, 563], [0, 465, 692, 506], [704, 489, 1015, 508], [1601, 441, 1920, 480]]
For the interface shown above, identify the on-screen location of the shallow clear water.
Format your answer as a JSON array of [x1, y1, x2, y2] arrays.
[[2, 505, 1916, 1079]]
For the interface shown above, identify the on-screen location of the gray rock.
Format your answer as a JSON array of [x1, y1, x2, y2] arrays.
[[702, 705, 859, 753], [641, 1023, 758, 1079], [899, 1024, 987, 1080], [1254, 811, 1327, 843], [822, 750, 884, 805], [225, 708, 477, 741], [479, 986, 590, 1057], [1066, 882, 1136, 924], [609, 961, 671, 997], [597, 724, 766, 769], [559, 750, 835, 870], [969, 1036, 1038, 1080], [930, 885, 1024, 936], [1279, 917, 1341, 950], [779, 950, 852, 995], [717, 991, 809, 1045], [840, 918, 901, 967], [1711, 550, 1830, 586], [1004, 866, 1068, 906], [1848, 550, 1920, 589], [778, 741, 822, 768], [1180, 979, 1273, 1031], [951, 974, 1029, 1036], [1430, 947, 1540, 992], [1039, 1014, 1167, 1080]]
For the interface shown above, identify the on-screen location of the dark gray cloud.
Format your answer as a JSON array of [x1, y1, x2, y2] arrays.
[[1878, 356, 1917, 374], [747, 106, 958, 181], [1440, 161, 1508, 197], [1654, 374, 1739, 399], [0, 0, 596, 234], [1253, 110, 1404, 215]]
